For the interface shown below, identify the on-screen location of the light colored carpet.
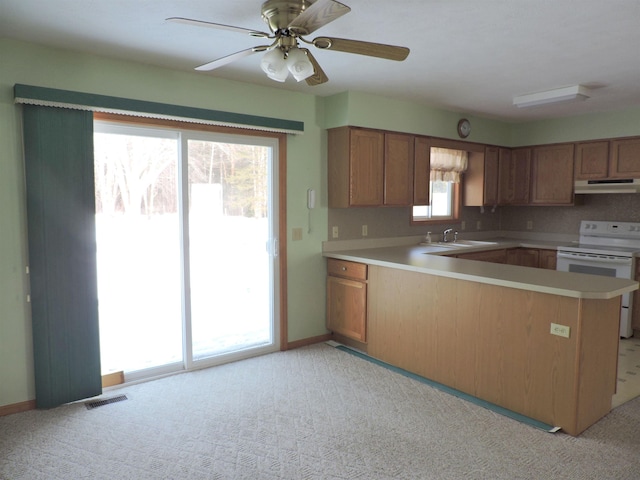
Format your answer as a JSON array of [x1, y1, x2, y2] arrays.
[[1, 343, 640, 479]]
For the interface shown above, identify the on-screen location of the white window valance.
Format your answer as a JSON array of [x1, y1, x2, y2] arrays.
[[430, 147, 468, 183]]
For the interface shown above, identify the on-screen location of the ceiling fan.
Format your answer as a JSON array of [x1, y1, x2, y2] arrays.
[[167, 0, 410, 86]]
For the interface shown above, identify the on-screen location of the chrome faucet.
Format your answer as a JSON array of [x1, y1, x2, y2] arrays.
[[443, 228, 453, 242]]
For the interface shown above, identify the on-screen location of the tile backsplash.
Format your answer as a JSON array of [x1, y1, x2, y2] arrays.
[[327, 194, 640, 241]]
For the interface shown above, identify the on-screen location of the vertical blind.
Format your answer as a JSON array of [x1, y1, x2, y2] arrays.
[[23, 105, 102, 408]]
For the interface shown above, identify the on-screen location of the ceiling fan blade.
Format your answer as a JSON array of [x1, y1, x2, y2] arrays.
[[300, 49, 329, 86], [287, 0, 350, 36], [166, 17, 271, 38], [195, 46, 270, 71], [313, 37, 410, 61]]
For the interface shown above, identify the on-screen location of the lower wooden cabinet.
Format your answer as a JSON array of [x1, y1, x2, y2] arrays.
[[456, 249, 507, 263], [538, 249, 558, 270], [506, 247, 558, 269], [506, 248, 539, 267], [327, 259, 367, 342]]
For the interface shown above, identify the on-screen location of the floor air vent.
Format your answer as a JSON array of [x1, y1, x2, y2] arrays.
[[85, 394, 128, 410]]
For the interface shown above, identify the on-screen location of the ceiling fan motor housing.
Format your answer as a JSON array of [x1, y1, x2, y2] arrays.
[[261, 0, 314, 34]]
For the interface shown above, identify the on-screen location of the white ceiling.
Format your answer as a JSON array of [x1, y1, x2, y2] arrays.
[[2, 0, 640, 123]]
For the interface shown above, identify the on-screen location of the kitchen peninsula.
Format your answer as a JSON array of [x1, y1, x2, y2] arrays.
[[324, 241, 638, 435]]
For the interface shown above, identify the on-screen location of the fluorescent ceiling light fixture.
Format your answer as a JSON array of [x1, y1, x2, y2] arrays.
[[513, 85, 591, 108]]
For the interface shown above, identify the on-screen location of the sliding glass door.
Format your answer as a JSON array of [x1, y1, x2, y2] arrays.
[[185, 136, 274, 363], [94, 121, 279, 379]]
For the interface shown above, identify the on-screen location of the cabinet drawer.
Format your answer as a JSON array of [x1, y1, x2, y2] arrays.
[[327, 259, 367, 281]]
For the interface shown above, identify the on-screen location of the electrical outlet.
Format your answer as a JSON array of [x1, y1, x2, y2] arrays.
[[362, 225, 368, 237], [476, 220, 481, 230], [527, 220, 533, 230], [550, 323, 570, 338], [461, 221, 466, 230], [332, 226, 339, 238], [292, 227, 303, 241]]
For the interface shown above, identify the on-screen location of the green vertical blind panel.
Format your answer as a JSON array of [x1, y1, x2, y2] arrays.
[[14, 84, 304, 134], [23, 105, 102, 408]]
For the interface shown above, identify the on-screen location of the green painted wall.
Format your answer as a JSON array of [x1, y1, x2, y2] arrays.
[[0, 38, 327, 408], [322, 91, 513, 146], [511, 108, 640, 146], [3, 37, 640, 409]]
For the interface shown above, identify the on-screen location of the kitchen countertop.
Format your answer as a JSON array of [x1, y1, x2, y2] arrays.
[[323, 239, 639, 300]]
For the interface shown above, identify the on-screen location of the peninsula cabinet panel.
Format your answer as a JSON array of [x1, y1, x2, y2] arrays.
[[413, 136, 431, 205], [384, 132, 414, 206], [610, 138, 640, 178], [328, 126, 384, 207], [575, 141, 609, 180], [530, 143, 575, 205], [366, 265, 620, 436]]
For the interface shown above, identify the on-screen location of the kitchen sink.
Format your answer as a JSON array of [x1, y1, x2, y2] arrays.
[[436, 240, 499, 248]]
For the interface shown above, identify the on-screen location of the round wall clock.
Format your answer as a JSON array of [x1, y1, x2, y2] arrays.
[[457, 118, 471, 138]]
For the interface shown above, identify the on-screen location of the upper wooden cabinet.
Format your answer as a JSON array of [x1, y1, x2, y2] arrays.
[[413, 136, 431, 205], [328, 126, 414, 208], [530, 143, 575, 205], [328, 127, 384, 207], [575, 141, 609, 180], [575, 138, 640, 180], [464, 146, 499, 207], [610, 138, 640, 178], [499, 147, 531, 205], [384, 132, 414, 206]]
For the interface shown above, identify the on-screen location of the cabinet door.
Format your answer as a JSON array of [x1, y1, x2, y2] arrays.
[[465, 147, 499, 207], [484, 147, 499, 206], [413, 136, 431, 205], [610, 138, 640, 178], [349, 129, 384, 206], [499, 148, 530, 205], [506, 248, 539, 267], [497, 147, 512, 204], [530, 144, 574, 205], [457, 249, 507, 263], [512, 148, 532, 204], [384, 132, 414, 206], [538, 250, 557, 270], [575, 141, 609, 180], [327, 276, 367, 342], [633, 262, 640, 331]]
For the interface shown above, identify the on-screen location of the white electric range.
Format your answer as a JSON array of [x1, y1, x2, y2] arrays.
[[556, 220, 640, 338]]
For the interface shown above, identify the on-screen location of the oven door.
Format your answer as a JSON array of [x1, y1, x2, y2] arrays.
[[556, 251, 633, 337]]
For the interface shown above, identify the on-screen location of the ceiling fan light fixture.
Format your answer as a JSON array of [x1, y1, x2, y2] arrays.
[[513, 85, 591, 108], [286, 48, 314, 81], [260, 48, 289, 82]]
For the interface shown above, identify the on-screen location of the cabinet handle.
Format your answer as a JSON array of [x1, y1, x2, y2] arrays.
[[342, 267, 347, 271]]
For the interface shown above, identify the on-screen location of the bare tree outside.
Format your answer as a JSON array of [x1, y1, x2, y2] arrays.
[[95, 128, 273, 374]]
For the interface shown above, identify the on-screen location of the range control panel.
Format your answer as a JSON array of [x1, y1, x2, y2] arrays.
[[580, 221, 640, 238]]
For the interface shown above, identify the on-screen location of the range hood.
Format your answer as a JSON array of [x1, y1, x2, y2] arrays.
[[575, 179, 640, 194]]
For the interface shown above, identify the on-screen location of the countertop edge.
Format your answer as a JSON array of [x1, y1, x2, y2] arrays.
[[324, 247, 639, 300]]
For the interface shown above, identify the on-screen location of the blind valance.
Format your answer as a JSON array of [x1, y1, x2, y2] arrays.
[[430, 147, 468, 183], [14, 84, 304, 134]]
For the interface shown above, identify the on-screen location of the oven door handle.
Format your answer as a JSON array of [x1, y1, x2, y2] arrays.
[[556, 251, 634, 265]]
